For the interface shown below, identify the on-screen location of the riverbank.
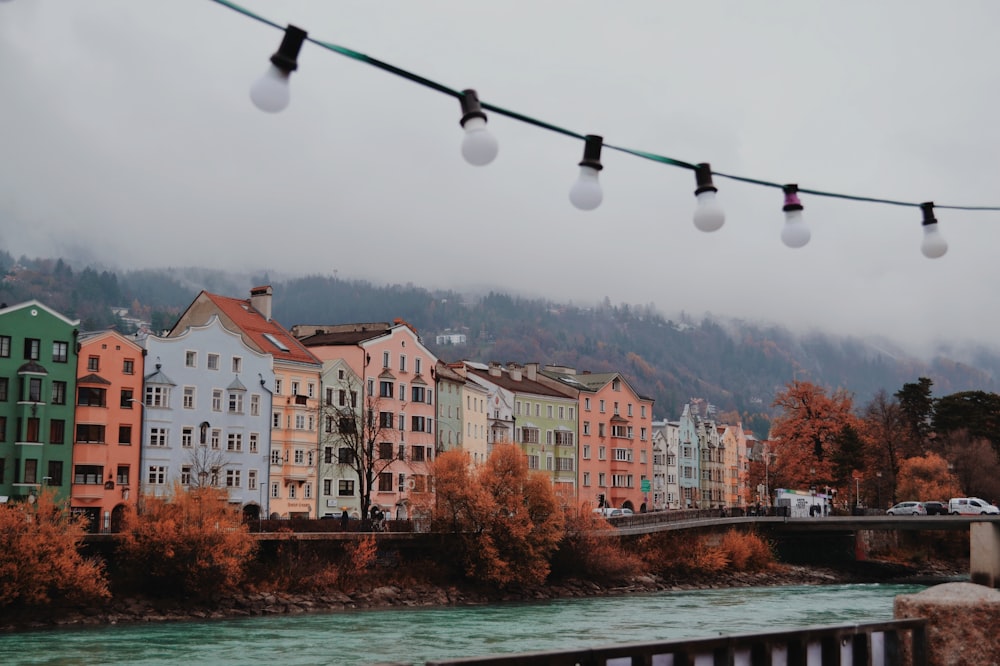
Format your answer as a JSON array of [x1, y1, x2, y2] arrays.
[[0, 558, 967, 633]]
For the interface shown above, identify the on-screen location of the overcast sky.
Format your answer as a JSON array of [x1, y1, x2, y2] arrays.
[[2, 1, 999, 356]]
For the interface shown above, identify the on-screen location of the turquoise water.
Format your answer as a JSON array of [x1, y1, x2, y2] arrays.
[[0, 584, 926, 665]]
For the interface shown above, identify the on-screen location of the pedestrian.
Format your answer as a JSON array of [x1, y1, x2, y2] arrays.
[[341, 508, 349, 531]]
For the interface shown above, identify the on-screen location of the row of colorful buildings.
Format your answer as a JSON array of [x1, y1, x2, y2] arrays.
[[0, 287, 757, 530]]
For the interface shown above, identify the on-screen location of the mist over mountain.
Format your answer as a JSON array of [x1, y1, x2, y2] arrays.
[[1, 250, 996, 433]]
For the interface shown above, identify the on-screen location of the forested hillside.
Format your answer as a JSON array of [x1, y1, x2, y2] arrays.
[[1, 251, 995, 428]]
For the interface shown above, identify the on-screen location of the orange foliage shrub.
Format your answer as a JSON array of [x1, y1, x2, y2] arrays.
[[118, 484, 256, 600], [718, 530, 774, 571], [639, 529, 774, 580], [262, 534, 380, 594], [551, 506, 644, 583], [0, 490, 109, 610]]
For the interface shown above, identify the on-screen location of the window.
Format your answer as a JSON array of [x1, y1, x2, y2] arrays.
[[556, 457, 574, 471], [599, 400, 606, 413], [212, 389, 222, 412], [415, 358, 422, 375], [149, 427, 168, 447], [411, 415, 428, 433], [226, 469, 241, 488], [547, 405, 553, 418], [411, 385, 426, 403], [583, 472, 591, 486], [323, 479, 332, 495], [0, 378, 6, 401], [398, 414, 405, 431], [211, 429, 220, 449], [0, 336, 9, 357], [75, 465, 103, 485], [295, 414, 305, 430], [248, 470, 257, 491], [582, 421, 591, 436], [378, 472, 393, 491], [598, 446, 606, 460], [271, 450, 281, 465], [598, 473, 606, 487], [50, 419, 65, 444], [147, 466, 166, 485], [367, 378, 374, 396], [291, 381, 300, 396], [182, 427, 193, 448], [527, 455, 539, 470], [183, 386, 195, 409], [338, 447, 355, 464], [250, 394, 260, 416], [227, 433, 242, 451], [379, 412, 394, 428], [117, 424, 131, 445], [398, 444, 406, 461], [598, 423, 606, 437], [304, 483, 312, 500], [51, 381, 66, 405], [399, 355, 407, 372], [398, 473, 406, 492], [25, 339, 41, 361], [583, 445, 591, 459], [338, 480, 355, 496], [185, 351, 197, 367], [379, 381, 393, 398], [379, 442, 394, 459], [76, 424, 105, 444], [120, 389, 134, 408], [294, 449, 304, 464], [122, 358, 135, 375], [584, 397, 591, 411], [145, 385, 170, 407], [232, 357, 242, 374], [613, 448, 632, 462], [274, 378, 282, 395], [288, 484, 296, 499], [0, 416, 5, 442], [411, 445, 425, 462], [52, 341, 68, 363], [26, 377, 43, 403], [271, 483, 280, 499], [558, 406, 565, 419], [272, 412, 281, 428], [228, 391, 243, 414], [520, 428, 540, 444], [249, 433, 259, 453], [47, 460, 63, 486], [382, 351, 390, 368], [612, 425, 628, 438], [207, 353, 219, 370]]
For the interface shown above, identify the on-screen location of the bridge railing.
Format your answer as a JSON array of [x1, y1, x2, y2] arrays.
[[423, 618, 928, 666], [606, 506, 790, 529]]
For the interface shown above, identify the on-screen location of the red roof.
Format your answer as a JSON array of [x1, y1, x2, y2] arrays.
[[196, 291, 320, 366]]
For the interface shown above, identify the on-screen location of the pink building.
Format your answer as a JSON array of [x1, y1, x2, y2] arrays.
[[72, 330, 144, 531]]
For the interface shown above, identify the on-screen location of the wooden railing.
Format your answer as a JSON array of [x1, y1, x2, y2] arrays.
[[422, 618, 928, 666]]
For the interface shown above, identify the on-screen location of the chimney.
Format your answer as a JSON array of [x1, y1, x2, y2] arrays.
[[507, 363, 522, 381], [525, 363, 538, 381], [488, 361, 502, 377], [250, 285, 273, 321]]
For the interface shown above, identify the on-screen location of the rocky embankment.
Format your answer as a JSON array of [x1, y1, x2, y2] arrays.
[[2, 560, 968, 632]]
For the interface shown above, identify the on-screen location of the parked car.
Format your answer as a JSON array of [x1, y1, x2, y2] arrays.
[[922, 501, 947, 515], [886, 501, 926, 516], [593, 507, 624, 518], [948, 497, 1000, 515]]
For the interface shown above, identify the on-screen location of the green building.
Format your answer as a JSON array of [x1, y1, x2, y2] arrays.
[[0, 300, 79, 504]]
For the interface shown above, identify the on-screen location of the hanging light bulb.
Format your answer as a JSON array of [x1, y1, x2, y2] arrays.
[[458, 89, 498, 166], [569, 135, 604, 211], [250, 25, 307, 113], [920, 201, 948, 259], [780, 184, 810, 248], [692, 163, 725, 232]]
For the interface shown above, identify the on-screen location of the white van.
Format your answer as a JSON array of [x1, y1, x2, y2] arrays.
[[948, 497, 1000, 515]]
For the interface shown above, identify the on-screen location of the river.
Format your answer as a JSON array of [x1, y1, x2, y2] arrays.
[[0, 583, 925, 665]]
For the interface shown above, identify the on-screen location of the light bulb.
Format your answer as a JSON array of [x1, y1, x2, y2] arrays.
[[569, 166, 603, 210], [250, 65, 291, 113], [569, 135, 604, 211], [692, 163, 724, 232], [920, 202, 947, 258], [781, 209, 811, 248], [780, 184, 810, 248], [458, 89, 498, 166], [249, 25, 306, 114]]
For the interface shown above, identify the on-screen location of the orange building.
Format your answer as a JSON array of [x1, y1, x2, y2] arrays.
[[72, 330, 144, 531]]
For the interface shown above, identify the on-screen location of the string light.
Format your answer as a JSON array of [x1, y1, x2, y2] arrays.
[[920, 202, 948, 259], [200, 0, 1000, 256], [249, 24, 307, 113], [569, 135, 604, 211], [458, 89, 498, 166], [692, 163, 725, 233], [780, 184, 810, 249]]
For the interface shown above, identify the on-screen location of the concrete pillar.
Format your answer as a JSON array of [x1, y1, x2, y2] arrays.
[[970, 521, 1000, 588]]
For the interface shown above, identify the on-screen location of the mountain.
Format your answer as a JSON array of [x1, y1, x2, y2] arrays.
[[1, 251, 996, 431]]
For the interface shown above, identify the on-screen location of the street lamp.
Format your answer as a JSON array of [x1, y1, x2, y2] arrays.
[[855, 475, 861, 508], [876, 471, 882, 509]]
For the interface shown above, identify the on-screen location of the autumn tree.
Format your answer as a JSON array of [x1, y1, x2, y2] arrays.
[[942, 430, 1000, 501], [860, 389, 907, 504], [0, 490, 109, 612], [895, 453, 961, 503], [118, 484, 256, 600], [431, 445, 565, 589], [770, 380, 859, 495]]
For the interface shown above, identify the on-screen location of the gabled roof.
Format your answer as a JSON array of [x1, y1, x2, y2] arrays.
[[227, 376, 247, 391], [18, 360, 48, 375], [464, 365, 572, 400], [173, 291, 320, 367], [144, 363, 176, 386], [77, 373, 111, 385], [297, 326, 393, 346], [0, 300, 79, 327]]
